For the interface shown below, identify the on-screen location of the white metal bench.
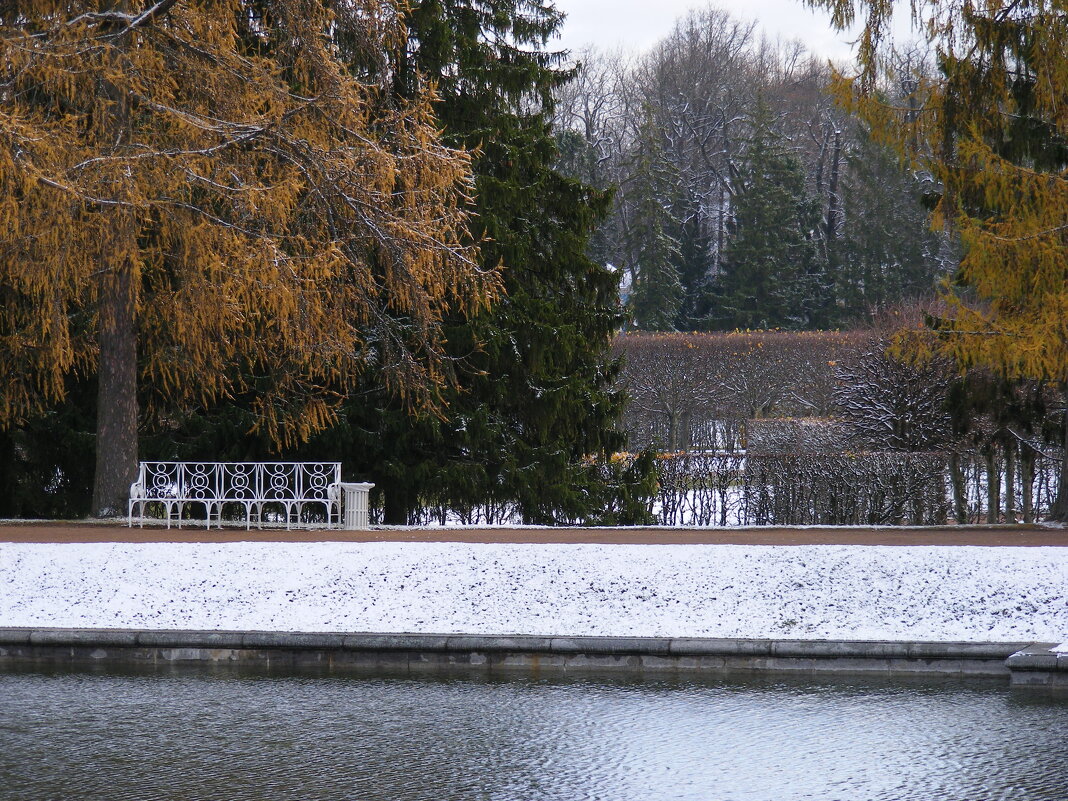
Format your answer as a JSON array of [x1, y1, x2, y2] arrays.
[[127, 461, 345, 529]]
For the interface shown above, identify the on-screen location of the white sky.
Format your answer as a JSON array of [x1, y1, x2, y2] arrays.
[[550, 0, 918, 64]]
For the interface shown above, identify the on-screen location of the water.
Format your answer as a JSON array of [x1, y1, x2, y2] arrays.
[[0, 668, 1065, 800]]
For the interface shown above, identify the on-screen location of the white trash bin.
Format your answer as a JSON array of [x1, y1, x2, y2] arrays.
[[339, 482, 374, 530]]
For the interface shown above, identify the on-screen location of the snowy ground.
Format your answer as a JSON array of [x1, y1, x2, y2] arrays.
[[1, 542, 1065, 643]]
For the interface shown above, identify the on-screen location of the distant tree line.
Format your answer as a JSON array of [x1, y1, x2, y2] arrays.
[[553, 8, 954, 332]]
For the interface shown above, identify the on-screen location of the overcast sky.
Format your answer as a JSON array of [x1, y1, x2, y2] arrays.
[[550, 0, 915, 64]]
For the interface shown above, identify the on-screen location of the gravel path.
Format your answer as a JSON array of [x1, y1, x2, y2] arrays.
[[1, 521, 1066, 546]]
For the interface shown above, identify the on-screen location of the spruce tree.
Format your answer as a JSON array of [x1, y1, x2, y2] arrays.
[[828, 131, 952, 323], [326, 0, 634, 524], [624, 112, 684, 331], [672, 197, 716, 330], [714, 101, 826, 330]]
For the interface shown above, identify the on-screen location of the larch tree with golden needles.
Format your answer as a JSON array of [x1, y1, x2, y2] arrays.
[[807, 0, 1068, 518], [0, 0, 498, 516]]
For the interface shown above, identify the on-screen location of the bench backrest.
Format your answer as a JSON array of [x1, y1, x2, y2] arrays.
[[134, 462, 341, 502]]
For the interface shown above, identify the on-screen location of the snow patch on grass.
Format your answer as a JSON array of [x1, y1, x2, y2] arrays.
[[0, 542, 1064, 642]]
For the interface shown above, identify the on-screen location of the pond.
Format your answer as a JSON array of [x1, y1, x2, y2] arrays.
[[0, 668, 1065, 800]]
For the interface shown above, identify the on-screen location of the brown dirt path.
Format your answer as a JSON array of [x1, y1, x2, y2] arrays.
[[1, 521, 1066, 546]]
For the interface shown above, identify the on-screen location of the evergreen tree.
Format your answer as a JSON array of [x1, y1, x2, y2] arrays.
[[554, 128, 617, 273], [624, 111, 684, 331], [0, 377, 95, 519], [713, 101, 826, 330], [829, 131, 953, 322], [322, 0, 640, 525], [672, 195, 717, 330]]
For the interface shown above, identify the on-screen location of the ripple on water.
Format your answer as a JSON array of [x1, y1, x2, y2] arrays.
[[0, 671, 1065, 801]]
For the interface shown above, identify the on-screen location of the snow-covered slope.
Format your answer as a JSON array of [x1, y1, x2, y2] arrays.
[[1, 542, 1064, 642]]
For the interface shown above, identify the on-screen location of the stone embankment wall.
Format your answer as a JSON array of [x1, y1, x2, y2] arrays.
[[2, 629, 1065, 687]]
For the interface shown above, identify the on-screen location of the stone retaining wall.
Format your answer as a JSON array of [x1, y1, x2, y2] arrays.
[[2, 628, 1063, 686], [1005, 643, 1068, 687]]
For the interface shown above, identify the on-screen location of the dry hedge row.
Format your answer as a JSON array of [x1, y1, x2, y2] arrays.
[[649, 450, 1060, 527], [613, 330, 865, 451]]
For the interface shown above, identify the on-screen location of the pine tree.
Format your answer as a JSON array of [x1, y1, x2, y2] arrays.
[[325, 0, 636, 525], [0, 0, 495, 516], [810, 0, 1068, 518], [714, 101, 825, 330]]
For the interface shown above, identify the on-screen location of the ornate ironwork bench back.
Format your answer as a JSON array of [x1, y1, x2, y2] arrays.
[[128, 461, 342, 529]]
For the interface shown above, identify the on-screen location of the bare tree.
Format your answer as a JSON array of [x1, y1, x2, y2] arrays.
[[833, 343, 955, 452]]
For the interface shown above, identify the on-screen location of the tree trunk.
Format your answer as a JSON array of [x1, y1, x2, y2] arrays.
[[985, 447, 1000, 524], [0, 431, 18, 518], [714, 115, 730, 276], [91, 7, 139, 518], [1004, 438, 1016, 523], [1051, 384, 1068, 521], [715, 179, 726, 277], [825, 129, 842, 245], [1021, 444, 1035, 525], [949, 452, 967, 524], [382, 480, 413, 525], [91, 258, 138, 517]]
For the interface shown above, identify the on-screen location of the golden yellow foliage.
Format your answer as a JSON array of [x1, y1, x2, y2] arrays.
[[809, 0, 1068, 383], [0, 0, 500, 446]]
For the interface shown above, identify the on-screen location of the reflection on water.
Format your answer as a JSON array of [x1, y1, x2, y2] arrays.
[[0, 667, 1065, 801]]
